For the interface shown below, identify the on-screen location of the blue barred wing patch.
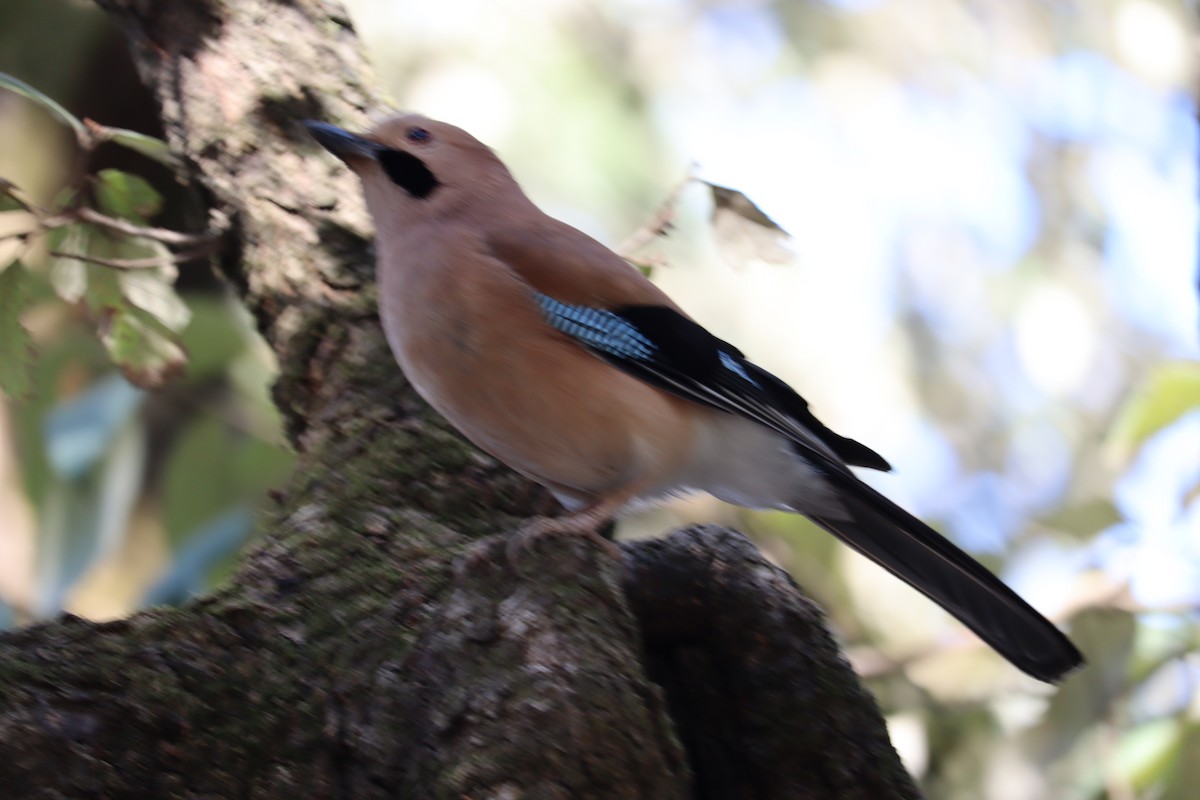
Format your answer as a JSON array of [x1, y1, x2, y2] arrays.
[[718, 350, 759, 387], [536, 294, 655, 361]]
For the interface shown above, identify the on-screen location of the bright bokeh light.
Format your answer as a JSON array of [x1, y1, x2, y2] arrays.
[[406, 65, 518, 145], [1102, 411, 1200, 607], [1014, 282, 1097, 396], [1114, 0, 1189, 84]]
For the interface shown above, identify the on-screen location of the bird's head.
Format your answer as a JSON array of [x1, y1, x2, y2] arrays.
[[304, 113, 516, 223]]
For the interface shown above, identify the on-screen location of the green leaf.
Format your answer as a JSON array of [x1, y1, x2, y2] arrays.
[[178, 297, 248, 379], [48, 224, 90, 303], [98, 305, 188, 389], [9, 322, 109, 509], [102, 127, 181, 169], [1162, 722, 1200, 800], [101, 238, 192, 333], [0, 71, 86, 142], [118, 261, 192, 331], [82, 230, 192, 331], [162, 416, 237, 547], [232, 435, 294, 493], [1113, 719, 1181, 795], [0, 177, 31, 212], [94, 168, 163, 222], [1036, 498, 1123, 537], [81, 247, 127, 310], [0, 261, 35, 398], [1107, 362, 1200, 462]]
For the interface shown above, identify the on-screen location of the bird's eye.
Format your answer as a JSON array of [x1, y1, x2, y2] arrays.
[[406, 127, 431, 143]]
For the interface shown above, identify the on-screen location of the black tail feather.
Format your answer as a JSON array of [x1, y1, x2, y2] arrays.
[[810, 476, 1084, 683]]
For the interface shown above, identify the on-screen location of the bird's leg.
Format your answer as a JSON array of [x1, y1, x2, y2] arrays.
[[506, 486, 641, 569]]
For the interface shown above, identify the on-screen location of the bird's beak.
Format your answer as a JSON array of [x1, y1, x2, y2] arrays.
[[303, 120, 378, 163]]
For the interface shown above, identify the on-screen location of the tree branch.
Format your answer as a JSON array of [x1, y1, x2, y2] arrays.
[[625, 527, 921, 799], [69, 206, 218, 246], [48, 240, 218, 270], [616, 172, 691, 257]]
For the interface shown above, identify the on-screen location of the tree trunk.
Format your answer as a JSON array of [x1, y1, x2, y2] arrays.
[[0, 1, 921, 797]]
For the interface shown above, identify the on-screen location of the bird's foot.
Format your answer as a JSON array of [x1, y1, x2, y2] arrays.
[[505, 515, 622, 573], [456, 536, 505, 578]]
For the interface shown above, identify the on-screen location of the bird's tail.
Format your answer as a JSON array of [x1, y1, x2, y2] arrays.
[[808, 475, 1083, 683]]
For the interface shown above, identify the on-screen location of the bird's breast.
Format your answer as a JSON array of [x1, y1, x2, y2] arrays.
[[374, 243, 697, 502]]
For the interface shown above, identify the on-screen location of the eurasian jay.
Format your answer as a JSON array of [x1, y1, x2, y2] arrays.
[[304, 114, 1083, 683]]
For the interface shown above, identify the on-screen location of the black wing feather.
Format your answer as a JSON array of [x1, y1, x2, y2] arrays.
[[538, 299, 890, 471]]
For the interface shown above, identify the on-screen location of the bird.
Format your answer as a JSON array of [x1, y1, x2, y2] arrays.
[[303, 113, 1084, 683]]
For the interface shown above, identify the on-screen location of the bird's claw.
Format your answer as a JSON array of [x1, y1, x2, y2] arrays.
[[505, 516, 622, 574]]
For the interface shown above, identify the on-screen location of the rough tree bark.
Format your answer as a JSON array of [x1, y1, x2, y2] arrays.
[[0, 1, 921, 797]]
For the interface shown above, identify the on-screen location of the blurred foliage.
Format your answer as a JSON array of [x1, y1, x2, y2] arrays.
[[1, 0, 1197, 798], [0, 71, 205, 393], [1107, 361, 1200, 463], [0, 1, 292, 628]]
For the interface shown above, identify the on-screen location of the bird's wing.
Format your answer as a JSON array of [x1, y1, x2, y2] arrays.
[[487, 223, 684, 310], [534, 295, 891, 472]]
